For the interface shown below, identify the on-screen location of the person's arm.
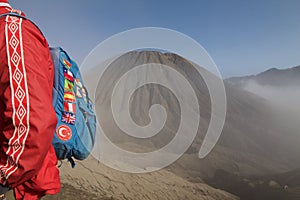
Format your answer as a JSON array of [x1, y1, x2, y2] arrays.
[[0, 13, 58, 188]]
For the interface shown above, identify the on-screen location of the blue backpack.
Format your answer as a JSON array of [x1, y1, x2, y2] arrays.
[[51, 47, 96, 167], [0, 13, 97, 167]]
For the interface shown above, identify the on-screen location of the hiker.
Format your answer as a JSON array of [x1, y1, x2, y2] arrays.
[[0, 1, 60, 199]]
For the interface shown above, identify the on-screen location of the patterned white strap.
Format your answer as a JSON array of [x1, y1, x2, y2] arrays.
[[0, 14, 29, 185], [0, 3, 11, 8]]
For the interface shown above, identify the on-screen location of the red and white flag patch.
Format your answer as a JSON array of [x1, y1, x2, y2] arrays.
[[64, 102, 76, 114]]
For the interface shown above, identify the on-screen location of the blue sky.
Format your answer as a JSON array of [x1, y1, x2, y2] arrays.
[[10, 0, 300, 78]]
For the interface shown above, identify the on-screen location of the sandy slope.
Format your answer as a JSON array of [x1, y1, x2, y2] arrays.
[[45, 157, 238, 200]]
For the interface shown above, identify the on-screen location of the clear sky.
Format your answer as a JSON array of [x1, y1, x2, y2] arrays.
[[10, 0, 300, 78]]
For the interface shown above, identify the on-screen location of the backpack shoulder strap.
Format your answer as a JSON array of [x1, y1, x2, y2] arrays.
[[0, 12, 26, 19]]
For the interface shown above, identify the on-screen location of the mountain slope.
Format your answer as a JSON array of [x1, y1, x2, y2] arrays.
[[44, 158, 238, 200], [74, 51, 300, 199], [93, 51, 300, 177]]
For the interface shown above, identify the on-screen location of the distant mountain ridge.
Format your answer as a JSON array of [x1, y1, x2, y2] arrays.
[[227, 65, 300, 87]]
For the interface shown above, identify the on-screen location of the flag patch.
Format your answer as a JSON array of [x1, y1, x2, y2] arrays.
[[64, 91, 75, 102], [64, 79, 74, 91], [75, 79, 83, 88], [76, 89, 83, 98], [82, 87, 87, 96], [63, 59, 72, 69], [61, 112, 76, 125], [64, 67, 74, 82], [64, 102, 76, 113], [56, 124, 72, 141]]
